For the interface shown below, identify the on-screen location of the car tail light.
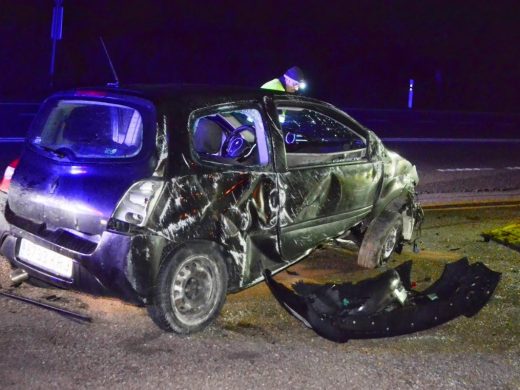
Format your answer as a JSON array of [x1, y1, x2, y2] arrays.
[[110, 179, 164, 228], [0, 158, 20, 193]]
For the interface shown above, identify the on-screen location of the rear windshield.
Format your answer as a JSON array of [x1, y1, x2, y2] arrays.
[[28, 99, 143, 159]]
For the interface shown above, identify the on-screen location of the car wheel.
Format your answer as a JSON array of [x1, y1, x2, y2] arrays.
[[357, 210, 403, 269], [148, 243, 228, 334]]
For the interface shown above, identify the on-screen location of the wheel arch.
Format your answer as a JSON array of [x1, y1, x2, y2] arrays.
[[154, 238, 240, 293], [372, 186, 410, 220]]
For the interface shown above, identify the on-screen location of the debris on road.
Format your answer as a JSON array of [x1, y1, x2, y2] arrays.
[[264, 258, 500, 343], [0, 288, 92, 323]]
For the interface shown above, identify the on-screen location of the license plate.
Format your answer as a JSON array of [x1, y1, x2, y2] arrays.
[[18, 239, 73, 278]]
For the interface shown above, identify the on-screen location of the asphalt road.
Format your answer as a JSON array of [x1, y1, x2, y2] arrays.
[[0, 136, 519, 388], [385, 140, 520, 195], [1, 206, 519, 389]]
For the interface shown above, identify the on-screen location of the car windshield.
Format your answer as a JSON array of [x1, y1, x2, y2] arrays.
[[28, 99, 143, 159]]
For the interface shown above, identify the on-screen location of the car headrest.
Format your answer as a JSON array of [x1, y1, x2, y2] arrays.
[[65, 106, 111, 142], [193, 118, 225, 155]]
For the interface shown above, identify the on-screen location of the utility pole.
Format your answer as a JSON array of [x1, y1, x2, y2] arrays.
[[49, 0, 64, 89]]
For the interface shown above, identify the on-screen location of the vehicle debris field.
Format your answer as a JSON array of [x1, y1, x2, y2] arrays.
[[0, 205, 519, 389]]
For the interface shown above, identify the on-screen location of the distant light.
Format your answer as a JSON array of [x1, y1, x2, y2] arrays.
[[408, 79, 414, 109], [299, 81, 307, 90], [278, 114, 286, 124]]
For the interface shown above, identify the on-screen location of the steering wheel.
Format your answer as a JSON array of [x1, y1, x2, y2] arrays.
[[222, 125, 257, 161]]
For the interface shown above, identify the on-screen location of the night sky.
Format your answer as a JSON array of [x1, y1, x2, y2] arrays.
[[1, 0, 519, 112]]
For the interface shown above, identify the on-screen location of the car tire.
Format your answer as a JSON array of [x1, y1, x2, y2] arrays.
[[357, 210, 403, 269], [147, 243, 228, 334]]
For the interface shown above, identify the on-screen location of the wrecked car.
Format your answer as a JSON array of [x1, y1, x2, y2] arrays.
[[0, 85, 422, 333]]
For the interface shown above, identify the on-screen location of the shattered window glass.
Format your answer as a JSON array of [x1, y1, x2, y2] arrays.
[[277, 107, 366, 167], [192, 108, 269, 167]]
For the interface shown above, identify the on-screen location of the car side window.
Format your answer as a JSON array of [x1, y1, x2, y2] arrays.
[[277, 106, 367, 168], [191, 108, 269, 167]]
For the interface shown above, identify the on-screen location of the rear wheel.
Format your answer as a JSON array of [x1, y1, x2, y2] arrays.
[[148, 243, 228, 334], [357, 210, 403, 269]]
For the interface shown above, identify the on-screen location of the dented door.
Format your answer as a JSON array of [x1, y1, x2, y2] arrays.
[[273, 102, 383, 260]]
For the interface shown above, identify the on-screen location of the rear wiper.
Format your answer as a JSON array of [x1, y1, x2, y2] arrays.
[[37, 145, 75, 159], [37, 145, 66, 158]]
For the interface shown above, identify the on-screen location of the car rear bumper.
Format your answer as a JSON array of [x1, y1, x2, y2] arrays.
[[0, 223, 164, 304]]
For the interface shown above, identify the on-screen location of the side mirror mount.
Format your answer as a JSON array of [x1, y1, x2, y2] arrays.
[[367, 131, 385, 160]]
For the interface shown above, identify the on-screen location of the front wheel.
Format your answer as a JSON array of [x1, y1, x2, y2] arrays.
[[357, 210, 403, 269], [148, 243, 228, 334]]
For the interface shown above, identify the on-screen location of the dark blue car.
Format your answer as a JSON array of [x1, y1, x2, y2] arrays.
[[0, 85, 422, 333]]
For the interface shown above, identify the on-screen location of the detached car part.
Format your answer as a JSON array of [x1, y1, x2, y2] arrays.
[[264, 258, 500, 343], [0, 289, 91, 323]]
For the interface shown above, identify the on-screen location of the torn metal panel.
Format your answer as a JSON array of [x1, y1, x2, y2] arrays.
[[145, 171, 281, 289], [152, 114, 170, 177], [264, 258, 501, 343]]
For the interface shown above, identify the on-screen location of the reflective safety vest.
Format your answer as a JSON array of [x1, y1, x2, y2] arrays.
[[261, 78, 285, 92]]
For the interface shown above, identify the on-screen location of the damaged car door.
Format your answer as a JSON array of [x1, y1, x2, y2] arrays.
[[183, 103, 284, 286], [273, 100, 383, 260]]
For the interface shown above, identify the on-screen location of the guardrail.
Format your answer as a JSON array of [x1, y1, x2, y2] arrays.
[[1, 102, 519, 171], [346, 107, 520, 139], [0, 103, 39, 170]]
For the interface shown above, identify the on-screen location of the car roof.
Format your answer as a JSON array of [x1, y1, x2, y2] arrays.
[[69, 83, 328, 109], [48, 84, 370, 140], [55, 84, 363, 132]]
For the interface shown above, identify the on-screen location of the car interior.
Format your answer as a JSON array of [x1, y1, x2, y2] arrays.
[[193, 113, 260, 166]]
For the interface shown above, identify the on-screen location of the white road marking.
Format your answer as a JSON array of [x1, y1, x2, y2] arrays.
[[383, 137, 520, 143], [437, 168, 495, 172], [437, 166, 520, 172], [0, 137, 24, 143]]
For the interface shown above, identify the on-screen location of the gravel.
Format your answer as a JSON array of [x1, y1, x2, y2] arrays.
[[1, 206, 519, 389]]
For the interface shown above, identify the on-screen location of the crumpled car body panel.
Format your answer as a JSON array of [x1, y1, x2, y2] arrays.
[[264, 258, 501, 343]]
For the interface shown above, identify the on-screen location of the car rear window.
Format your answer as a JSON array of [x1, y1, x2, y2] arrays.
[[29, 99, 143, 159]]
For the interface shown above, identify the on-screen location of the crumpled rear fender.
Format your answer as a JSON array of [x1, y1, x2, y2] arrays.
[[264, 258, 500, 343]]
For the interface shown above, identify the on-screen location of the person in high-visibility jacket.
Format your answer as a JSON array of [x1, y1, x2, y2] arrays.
[[261, 66, 306, 93]]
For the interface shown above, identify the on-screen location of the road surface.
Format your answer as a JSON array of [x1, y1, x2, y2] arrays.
[[0, 206, 519, 389], [386, 140, 520, 195]]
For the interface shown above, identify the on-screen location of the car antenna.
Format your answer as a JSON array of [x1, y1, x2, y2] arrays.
[[99, 36, 119, 87]]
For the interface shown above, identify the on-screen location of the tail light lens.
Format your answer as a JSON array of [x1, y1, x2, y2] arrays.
[[110, 179, 164, 228], [0, 158, 20, 193]]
